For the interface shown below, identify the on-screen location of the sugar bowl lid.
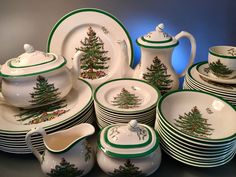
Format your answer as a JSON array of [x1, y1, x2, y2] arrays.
[[136, 23, 179, 48], [0, 44, 66, 78], [98, 120, 160, 158]]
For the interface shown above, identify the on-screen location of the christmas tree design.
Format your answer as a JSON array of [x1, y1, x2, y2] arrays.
[[143, 56, 173, 95], [47, 158, 84, 177], [174, 106, 214, 138], [76, 26, 110, 80], [108, 159, 146, 177], [16, 75, 68, 124], [111, 88, 142, 109], [209, 59, 233, 77]]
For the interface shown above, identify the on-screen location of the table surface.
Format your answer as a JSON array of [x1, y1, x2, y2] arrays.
[[1, 133, 236, 177]]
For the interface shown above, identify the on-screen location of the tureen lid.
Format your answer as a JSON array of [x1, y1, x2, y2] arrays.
[[136, 23, 179, 48], [0, 44, 66, 78], [98, 120, 160, 158]]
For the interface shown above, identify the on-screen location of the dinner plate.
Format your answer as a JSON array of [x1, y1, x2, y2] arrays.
[[0, 79, 93, 133], [196, 62, 236, 84], [47, 8, 134, 89]]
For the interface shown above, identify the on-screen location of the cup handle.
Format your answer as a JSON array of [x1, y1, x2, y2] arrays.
[[25, 127, 46, 163], [175, 31, 196, 78]]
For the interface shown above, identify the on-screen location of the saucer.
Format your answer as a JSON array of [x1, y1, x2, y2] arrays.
[[196, 62, 236, 84]]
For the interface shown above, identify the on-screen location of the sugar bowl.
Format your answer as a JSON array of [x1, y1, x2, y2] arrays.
[[97, 120, 162, 176]]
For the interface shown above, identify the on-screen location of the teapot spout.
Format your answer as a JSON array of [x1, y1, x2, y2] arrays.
[[117, 40, 134, 78]]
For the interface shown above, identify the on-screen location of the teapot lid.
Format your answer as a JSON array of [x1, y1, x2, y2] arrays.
[[0, 44, 66, 78], [136, 23, 179, 48], [98, 120, 160, 158]]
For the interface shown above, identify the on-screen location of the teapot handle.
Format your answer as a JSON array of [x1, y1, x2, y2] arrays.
[[175, 31, 196, 78], [25, 127, 46, 163], [0, 65, 5, 104], [72, 51, 82, 79]]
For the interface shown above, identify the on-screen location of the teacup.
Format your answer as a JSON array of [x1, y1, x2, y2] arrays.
[[208, 46, 236, 79]]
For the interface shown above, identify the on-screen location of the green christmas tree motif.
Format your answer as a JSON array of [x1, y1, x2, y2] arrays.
[[111, 88, 142, 109], [174, 106, 214, 138], [108, 159, 146, 177], [76, 26, 110, 80], [47, 158, 84, 177], [209, 59, 233, 77], [143, 56, 173, 95], [16, 75, 68, 124]]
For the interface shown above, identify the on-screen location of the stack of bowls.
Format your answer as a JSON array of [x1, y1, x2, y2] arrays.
[[155, 90, 236, 167], [183, 45, 236, 108], [94, 78, 161, 129]]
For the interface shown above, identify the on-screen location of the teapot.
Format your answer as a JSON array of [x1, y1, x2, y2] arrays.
[[0, 44, 81, 108], [119, 23, 196, 94], [25, 123, 95, 177], [97, 120, 162, 176]]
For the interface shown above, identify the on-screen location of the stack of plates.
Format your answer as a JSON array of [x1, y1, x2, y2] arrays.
[[0, 79, 95, 154], [94, 78, 161, 129], [155, 90, 236, 167], [183, 61, 236, 107]]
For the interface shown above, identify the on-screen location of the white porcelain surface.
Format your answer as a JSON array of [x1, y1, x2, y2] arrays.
[[0, 79, 93, 132], [196, 62, 236, 84], [26, 124, 95, 177], [47, 8, 134, 89], [0, 44, 81, 108], [158, 90, 236, 141], [0, 79, 95, 154], [208, 46, 236, 79], [129, 23, 196, 93], [97, 120, 162, 176], [94, 78, 159, 113], [97, 147, 162, 176]]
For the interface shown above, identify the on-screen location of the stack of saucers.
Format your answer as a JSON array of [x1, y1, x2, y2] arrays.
[[94, 78, 161, 129], [183, 61, 236, 107], [155, 90, 236, 167], [0, 79, 95, 154]]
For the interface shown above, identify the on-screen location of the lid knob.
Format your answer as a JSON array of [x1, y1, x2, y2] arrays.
[[128, 120, 138, 131], [156, 23, 164, 32], [24, 44, 35, 53]]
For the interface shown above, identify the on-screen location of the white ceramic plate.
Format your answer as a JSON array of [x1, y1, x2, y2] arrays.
[[94, 78, 160, 113], [0, 79, 93, 133], [155, 119, 235, 153], [196, 62, 236, 84], [188, 62, 236, 93], [47, 8, 134, 89], [185, 79, 236, 103], [158, 90, 236, 142]]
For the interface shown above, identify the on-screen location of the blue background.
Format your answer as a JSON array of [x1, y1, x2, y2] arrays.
[[0, 0, 236, 83]]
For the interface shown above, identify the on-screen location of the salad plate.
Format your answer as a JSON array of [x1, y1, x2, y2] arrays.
[[47, 8, 134, 89], [94, 78, 160, 113], [196, 62, 236, 84]]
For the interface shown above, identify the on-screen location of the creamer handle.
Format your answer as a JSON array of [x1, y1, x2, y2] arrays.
[[25, 127, 46, 163], [175, 31, 196, 78]]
